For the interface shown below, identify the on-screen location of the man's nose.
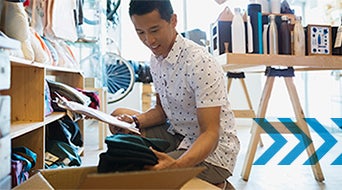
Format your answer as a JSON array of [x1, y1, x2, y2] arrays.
[[144, 33, 155, 45]]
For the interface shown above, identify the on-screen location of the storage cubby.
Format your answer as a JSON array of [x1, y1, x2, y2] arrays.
[[0, 56, 84, 171]]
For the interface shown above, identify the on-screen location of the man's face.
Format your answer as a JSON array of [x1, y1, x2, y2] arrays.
[[131, 10, 177, 58]]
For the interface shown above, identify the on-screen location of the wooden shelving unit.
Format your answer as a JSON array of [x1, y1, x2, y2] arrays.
[[0, 57, 84, 170], [216, 53, 342, 72]]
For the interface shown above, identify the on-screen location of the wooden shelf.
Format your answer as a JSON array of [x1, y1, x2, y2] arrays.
[[215, 53, 342, 72], [2, 57, 85, 171], [9, 56, 36, 66], [10, 56, 83, 74], [10, 112, 66, 139], [45, 64, 82, 74]]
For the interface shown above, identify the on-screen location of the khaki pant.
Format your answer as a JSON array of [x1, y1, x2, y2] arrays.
[[143, 123, 231, 184]]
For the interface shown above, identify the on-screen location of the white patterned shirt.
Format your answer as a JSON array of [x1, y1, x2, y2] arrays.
[[149, 34, 240, 173]]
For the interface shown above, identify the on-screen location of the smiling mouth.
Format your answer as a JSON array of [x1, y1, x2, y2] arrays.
[[151, 44, 159, 50], [150, 45, 162, 55]]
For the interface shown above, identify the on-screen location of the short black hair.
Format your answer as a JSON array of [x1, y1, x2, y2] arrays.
[[129, 0, 174, 22]]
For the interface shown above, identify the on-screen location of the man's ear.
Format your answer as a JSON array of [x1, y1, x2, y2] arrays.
[[170, 14, 177, 27]]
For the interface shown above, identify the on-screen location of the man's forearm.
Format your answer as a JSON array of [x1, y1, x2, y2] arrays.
[[135, 104, 166, 129], [175, 130, 219, 167]]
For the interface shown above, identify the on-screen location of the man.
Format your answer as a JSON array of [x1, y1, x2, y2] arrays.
[[110, 0, 240, 188]]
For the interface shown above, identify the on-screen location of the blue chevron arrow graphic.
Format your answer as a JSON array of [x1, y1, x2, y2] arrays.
[[331, 118, 342, 165], [331, 154, 342, 165], [304, 118, 338, 165], [331, 118, 342, 129], [278, 118, 313, 165], [253, 118, 288, 165]]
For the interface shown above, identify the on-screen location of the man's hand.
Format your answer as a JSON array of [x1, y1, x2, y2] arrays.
[[145, 148, 178, 170], [109, 125, 132, 134], [109, 114, 136, 135]]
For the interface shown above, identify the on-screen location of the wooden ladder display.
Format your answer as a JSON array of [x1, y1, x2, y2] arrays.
[[241, 67, 325, 182]]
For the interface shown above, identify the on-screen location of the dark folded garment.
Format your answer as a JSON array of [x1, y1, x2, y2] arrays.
[[106, 148, 158, 162], [97, 152, 157, 173], [97, 134, 170, 173], [105, 133, 170, 152]]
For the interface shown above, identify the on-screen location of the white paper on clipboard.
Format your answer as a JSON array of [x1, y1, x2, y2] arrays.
[[54, 93, 140, 135]]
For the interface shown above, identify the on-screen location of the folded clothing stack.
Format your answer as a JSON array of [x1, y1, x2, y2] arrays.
[[97, 134, 170, 173], [11, 147, 37, 187]]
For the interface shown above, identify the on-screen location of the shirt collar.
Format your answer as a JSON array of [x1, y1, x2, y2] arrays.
[[154, 34, 184, 65]]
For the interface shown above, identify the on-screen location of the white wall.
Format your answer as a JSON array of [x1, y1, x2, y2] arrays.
[[115, 0, 342, 129], [107, 83, 142, 114]]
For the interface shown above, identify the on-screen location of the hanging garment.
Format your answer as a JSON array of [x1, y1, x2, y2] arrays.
[[30, 0, 48, 36], [44, 0, 78, 41]]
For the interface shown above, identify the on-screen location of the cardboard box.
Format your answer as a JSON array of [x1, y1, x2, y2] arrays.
[[13, 166, 216, 189]]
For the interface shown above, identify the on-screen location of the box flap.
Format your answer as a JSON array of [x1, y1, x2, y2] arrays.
[[13, 172, 54, 190], [181, 178, 220, 190], [79, 167, 205, 189], [14, 166, 205, 189], [41, 166, 97, 189]]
